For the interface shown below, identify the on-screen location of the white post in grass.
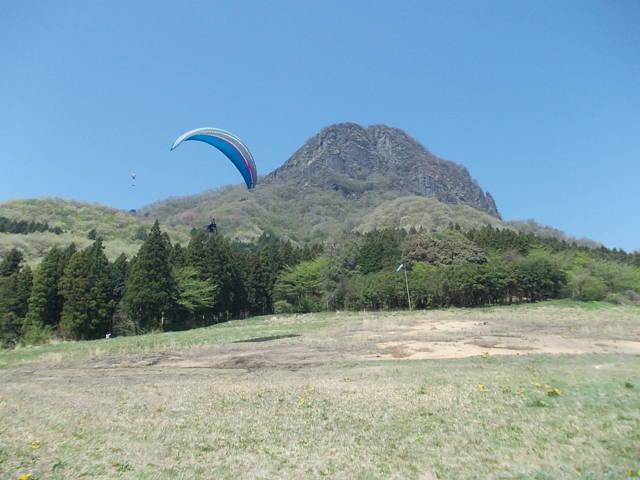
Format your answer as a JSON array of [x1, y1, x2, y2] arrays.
[[396, 264, 412, 311]]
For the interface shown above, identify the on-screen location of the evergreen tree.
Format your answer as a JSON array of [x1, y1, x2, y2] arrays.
[[245, 253, 275, 315], [0, 248, 24, 277], [513, 257, 566, 302], [0, 312, 22, 347], [325, 238, 361, 309], [59, 239, 114, 339], [123, 221, 177, 332], [170, 243, 187, 268], [110, 253, 128, 302], [14, 265, 32, 318], [186, 232, 244, 320], [25, 247, 64, 331], [355, 230, 404, 273], [22, 244, 76, 344], [0, 265, 31, 318], [0, 251, 32, 346], [25, 244, 76, 336], [0, 217, 58, 234]]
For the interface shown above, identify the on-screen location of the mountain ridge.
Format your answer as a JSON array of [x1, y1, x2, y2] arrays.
[[266, 123, 500, 218]]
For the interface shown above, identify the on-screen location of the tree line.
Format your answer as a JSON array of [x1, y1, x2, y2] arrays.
[[1, 222, 638, 347], [0, 216, 63, 235]]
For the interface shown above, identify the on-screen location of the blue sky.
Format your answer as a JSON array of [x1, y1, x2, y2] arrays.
[[1, 0, 638, 251]]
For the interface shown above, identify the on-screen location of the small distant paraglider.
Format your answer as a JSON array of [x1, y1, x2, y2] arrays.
[[207, 217, 217, 234], [131, 172, 137, 187], [171, 127, 257, 189]]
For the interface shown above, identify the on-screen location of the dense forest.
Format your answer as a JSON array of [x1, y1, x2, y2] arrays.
[[1, 221, 638, 348]]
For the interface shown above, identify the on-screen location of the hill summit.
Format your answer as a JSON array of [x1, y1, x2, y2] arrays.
[[266, 123, 500, 218]]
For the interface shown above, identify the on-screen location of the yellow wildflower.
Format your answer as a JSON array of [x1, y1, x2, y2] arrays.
[[477, 383, 485, 390], [31, 442, 40, 450], [18, 475, 32, 480], [546, 388, 562, 397]]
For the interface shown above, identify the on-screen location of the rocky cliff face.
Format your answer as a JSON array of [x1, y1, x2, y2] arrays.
[[266, 123, 500, 218]]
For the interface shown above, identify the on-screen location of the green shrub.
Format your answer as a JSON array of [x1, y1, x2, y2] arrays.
[[569, 273, 608, 301], [273, 300, 295, 314], [605, 290, 640, 306], [21, 323, 52, 346]]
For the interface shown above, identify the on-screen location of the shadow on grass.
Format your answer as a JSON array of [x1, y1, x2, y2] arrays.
[[232, 334, 301, 343]]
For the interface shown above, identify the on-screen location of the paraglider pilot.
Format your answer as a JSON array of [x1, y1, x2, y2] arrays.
[[207, 217, 217, 233]]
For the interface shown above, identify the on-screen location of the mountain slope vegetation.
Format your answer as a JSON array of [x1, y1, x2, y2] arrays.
[[0, 198, 191, 264], [141, 182, 508, 244], [142, 123, 506, 242]]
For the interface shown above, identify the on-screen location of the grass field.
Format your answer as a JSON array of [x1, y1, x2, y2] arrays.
[[1, 301, 639, 479]]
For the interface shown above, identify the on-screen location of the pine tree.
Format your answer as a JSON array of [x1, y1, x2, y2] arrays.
[[202, 234, 245, 319], [59, 239, 114, 340], [247, 242, 291, 315], [189, 231, 249, 319], [170, 243, 187, 268], [25, 247, 64, 332], [0, 311, 22, 347], [14, 265, 32, 318], [0, 251, 31, 346], [22, 243, 83, 344], [245, 254, 272, 315], [0, 248, 23, 277], [0, 266, 31, 318], [110, 253, 128, 302], [123, 221, 177, 332]]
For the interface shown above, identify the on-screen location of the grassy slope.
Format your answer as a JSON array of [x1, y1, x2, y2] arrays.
[[141, 182, 508, 243], [0, 198, 191, 263], [1, 188, 597, 262], [1, 301, 639, 479], [355, 195, 504, 233]]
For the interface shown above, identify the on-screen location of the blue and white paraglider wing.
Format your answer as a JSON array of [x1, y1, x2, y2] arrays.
[[171, 127, 257, 189]]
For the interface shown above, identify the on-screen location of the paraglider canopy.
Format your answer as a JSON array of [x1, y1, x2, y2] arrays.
[[171, 127, 257, 189]]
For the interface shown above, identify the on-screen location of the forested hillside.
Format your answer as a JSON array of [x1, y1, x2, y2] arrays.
[[141, 184, 508, 243], [0, 198, 191, 264], [1, 221, 638, 348]]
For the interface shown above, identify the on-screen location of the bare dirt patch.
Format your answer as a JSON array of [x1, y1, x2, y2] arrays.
[[58, 307, 640, 372], [361, 310, 640, 360]]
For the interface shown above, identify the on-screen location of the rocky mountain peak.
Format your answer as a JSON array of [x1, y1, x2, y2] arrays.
[[266, 123, 500, 218]]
